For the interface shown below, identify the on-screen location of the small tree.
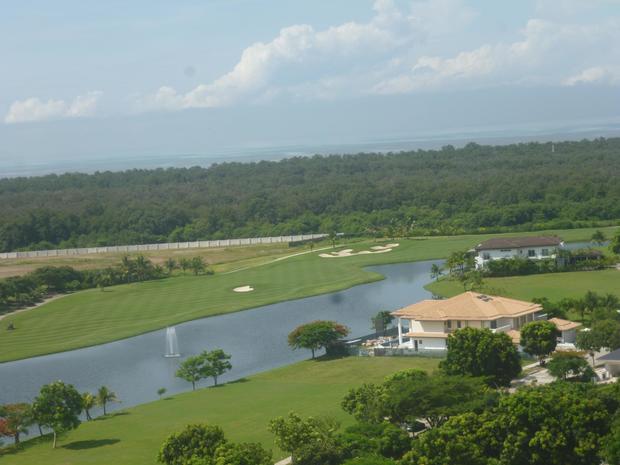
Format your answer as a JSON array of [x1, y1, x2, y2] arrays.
[[430, 264, 443, 281], [0, 403, 33, 445], [288, 321, 349, 359], [201, 349, 232, 386], [610, 231, 620, 255], [81, 392, 96, 421], [32, 381, 82, 448], [158, 424, 227, 465], [440, 328, 521, 387], [157, 388, 167, 399], [164, 258, 177, 274], [96, 386, 118, 415], [576, 330, 601, 365], [520, 320, 559, 364], [176, 355, 206, 390], [546, 352, 595, 381], [179, 258, 191, 274], [371, 311, 394, 336], [269, 412, 341, 464], [190, 256, 206, 275], [591, 230, 606, 246], [214, 442, 273, 465]]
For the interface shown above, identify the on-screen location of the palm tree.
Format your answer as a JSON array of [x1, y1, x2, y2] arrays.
[[96, 386, 118, 415], [164, 258, 177, 275], [81, 392, 96, 420], [179, 258, 191, 274], [134, 255, 151, 282], [430, 264, 443, 281]]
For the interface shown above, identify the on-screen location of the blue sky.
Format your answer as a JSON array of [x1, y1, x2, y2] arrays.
[[1, 0, 619, 165]]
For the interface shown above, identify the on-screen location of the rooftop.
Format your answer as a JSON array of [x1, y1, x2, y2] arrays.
[[549, 318, 582, 332], [392, 292, 542, 321], [474, 236, 563, 251], [599, 348, 620, 362]]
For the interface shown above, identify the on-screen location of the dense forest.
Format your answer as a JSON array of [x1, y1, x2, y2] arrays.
[[1, 138, 620, 252]]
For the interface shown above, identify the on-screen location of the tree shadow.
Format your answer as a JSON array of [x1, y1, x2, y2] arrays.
[[94, 411, 129, 422], [63, 439, 120, 450], [226, 377, 249, 385]]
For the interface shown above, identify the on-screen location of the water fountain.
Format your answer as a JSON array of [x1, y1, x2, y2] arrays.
[[164, 326, 180, 357]]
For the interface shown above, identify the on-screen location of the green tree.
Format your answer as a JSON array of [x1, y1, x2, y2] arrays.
[[32, 381, 82, 448], [430, 263, 443, 281], [383, 373, 492, 428], [81, 392, 96, 420], [546, 351, 594, 381], [179, 257, 192, 274], [200, 349, 232, 386], [164, 258, 177, 274], [288, 320, 349, 359], [158, 423, 227, 465], [371, 311, 393, 336], [0, 403, 33, 445], [494, 383, 610, 465], [341, 383, 388, 424], [591, 230, 606, 245], [157, 387, 167, 399], [520, 320, 559, 364], [610, 231, 620, 255], [603, 414, 620, 465], [440, 327, 521, 387], [576, 330, 601, 365], [176, 355, 206, 390], [190, 256, 206, 275], [214, 442, 273, 465], [591, 319, 620, 350], [269, 412, 342, 465], [402, 412, 493, 465], [96, 386, 118, 415], [339, 422, 410, 461]]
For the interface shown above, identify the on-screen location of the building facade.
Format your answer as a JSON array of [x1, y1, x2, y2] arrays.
[[392, 292, 546, 351], [473, 236, 563, 269]]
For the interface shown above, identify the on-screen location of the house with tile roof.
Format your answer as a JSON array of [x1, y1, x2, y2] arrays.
[[391, 292, 573, 352], [473, 236, 564, 269]]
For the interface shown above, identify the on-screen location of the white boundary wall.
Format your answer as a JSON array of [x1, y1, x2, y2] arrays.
[[0, 234, 328, 260]]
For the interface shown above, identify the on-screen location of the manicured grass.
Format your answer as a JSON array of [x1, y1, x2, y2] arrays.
[[1, 226, 617, 362], [0, 356, 440, 465], [426, 269, 620, 303]]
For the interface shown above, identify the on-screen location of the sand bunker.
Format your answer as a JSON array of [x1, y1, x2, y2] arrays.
[[233, 285, 254, 293], [319, 243, 399, 258]]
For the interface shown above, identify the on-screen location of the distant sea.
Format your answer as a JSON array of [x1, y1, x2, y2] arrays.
[[1, 120, 619, 179]]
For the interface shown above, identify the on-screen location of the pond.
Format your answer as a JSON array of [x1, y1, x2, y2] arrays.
[[0, 259, 442, 416]]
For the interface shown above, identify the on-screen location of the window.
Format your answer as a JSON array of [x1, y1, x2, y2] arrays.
[[500, 249, 512, 252], [542, 248, 550, 256], [528, 249, 536, 257], [490, 320, 497, 329], [482, 252, 490, 260], [445, 320, 452, 330], [457, 320, 462, 329]]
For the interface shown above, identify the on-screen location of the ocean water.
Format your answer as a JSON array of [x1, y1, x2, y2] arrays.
[[1, 121, 619, 178]]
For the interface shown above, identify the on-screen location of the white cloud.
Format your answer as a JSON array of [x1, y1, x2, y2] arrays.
[[5, 91, 102, 124], [136, 0, 474, 112], [135, 0, 620, 112], [563, 66, 620, 86]]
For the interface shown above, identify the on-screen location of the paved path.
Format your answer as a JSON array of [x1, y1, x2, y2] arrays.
[[274, 457, 292, 465]]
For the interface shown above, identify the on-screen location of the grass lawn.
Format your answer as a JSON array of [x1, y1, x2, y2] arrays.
[[426, 269, 620, 303], [0, 356, 440, 465], [1, 225, 617, 362]]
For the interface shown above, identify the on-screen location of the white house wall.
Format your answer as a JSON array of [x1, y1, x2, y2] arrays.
[[475, 246, 558, 269]]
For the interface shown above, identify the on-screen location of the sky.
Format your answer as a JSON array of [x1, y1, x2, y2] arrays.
[[1, 0, 620, 169]]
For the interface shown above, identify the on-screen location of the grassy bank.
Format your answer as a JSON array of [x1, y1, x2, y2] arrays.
[[1, 226, 617, 363], [0, 356, 440, 465], [426, 269, 620, 303]]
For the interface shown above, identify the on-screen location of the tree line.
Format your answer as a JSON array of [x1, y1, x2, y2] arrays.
[[0, 255, 212, 317], [2, 138, 620, 252]]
